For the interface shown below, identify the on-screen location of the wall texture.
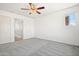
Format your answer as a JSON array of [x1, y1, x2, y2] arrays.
[[35, 5, 79, 46]]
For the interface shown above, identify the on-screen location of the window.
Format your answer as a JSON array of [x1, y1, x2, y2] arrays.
[[65, 12, 76, 26], [69, 13, 76, 26]]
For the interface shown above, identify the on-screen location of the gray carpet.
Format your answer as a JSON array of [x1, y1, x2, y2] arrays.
[[0, 38, 79, 56]]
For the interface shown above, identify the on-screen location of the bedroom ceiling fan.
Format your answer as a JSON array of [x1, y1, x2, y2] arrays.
[[21, 3, 45, 14]]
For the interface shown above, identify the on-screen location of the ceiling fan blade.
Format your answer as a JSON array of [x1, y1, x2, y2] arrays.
[[37, 6, 45, 10], [29, 3, 32, 8], [21, 8, 29, 10], [29, 12, 32, 14], [29, 3, 32, 6], [36, 11, 41, 14]]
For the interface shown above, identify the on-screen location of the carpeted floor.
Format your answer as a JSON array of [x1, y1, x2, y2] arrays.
[[0, 38, 79, 56]]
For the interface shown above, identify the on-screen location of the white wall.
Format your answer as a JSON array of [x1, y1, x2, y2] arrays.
[[0, 10, 34, 44], [35, 5, 79, 46], [23, 17, 34, 39]]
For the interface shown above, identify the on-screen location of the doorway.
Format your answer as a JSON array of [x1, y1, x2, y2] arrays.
[[14, 18, 23, 41]]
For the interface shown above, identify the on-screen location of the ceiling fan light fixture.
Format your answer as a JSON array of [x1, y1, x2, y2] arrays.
[[21, 3, 45, 15]]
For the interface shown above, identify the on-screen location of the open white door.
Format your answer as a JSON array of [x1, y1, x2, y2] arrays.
[[14, 18, 23, 41], [0, 15, 11, 44]]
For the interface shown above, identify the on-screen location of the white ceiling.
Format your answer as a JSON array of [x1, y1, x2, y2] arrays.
[[0, 3, 78, 19]]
